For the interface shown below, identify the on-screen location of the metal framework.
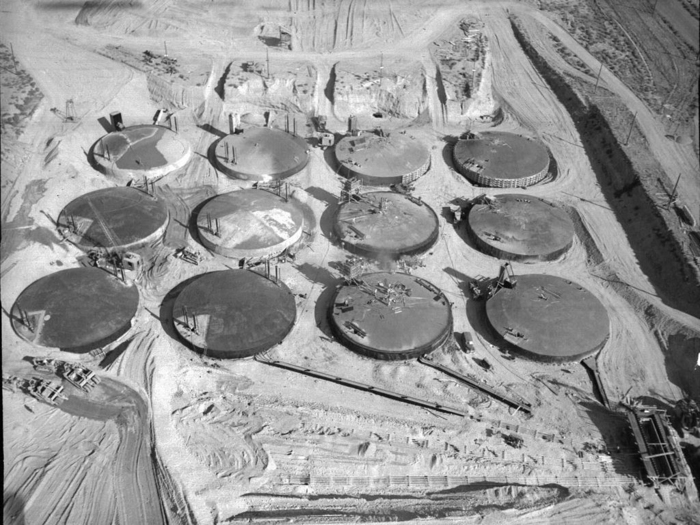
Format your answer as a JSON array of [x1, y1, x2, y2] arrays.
[[418, 355, 532, 414]]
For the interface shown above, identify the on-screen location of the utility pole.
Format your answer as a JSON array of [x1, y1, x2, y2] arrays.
[[670, 173, 682, 202], [9, 42, 17, 73], [380, 52, 384, 79], [624, 111, 637, 145], [266, 47, 270, 79], [593, 63, 603, 95], [164, 41, 168, 57]]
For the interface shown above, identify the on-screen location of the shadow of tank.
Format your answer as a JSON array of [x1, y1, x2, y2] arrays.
[[333, 191, 439, 260], [91, 124, 192, 181], [211, 127, 309, 181], [57, 187, 169, 253], [11, 268, 139, 353], [334, 130, 430, 186], [465, 194, 575, 261], [196, 189, 305, 260], [485, 274, 610, 362], [452, 131, 550, 188], [328, 272, 453, 360], [172, 270, 296, 358]]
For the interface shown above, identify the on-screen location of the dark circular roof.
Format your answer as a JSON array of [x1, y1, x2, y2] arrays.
[[213, 127, 309, 181], [335, 132, 430, 185], [197, 189, 305, 259], [57, 187, 169, 252], [92, 125, 191, 178], [485, 274, 609, 362], [466, 194, 574, 261], [172, 270, 296, 358], [11, 268, 139, 352], [333, 191, 439, 259], [328, 272, 452, 360], [453, 132, 549, 183]]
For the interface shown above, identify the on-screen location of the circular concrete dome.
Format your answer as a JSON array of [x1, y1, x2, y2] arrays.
[[11, 268, 139, 353], [92, 125, 192, 180], [328, 272, 452, 360], [333, 191, 439, 259], [335, 132, 430, 186], [466, 194, 574, 261], [453, 132, 550, 188], [485, 274, 609, 362], [172, 270, 297, 358], [197, 189, 305, 260], [213, 127, 309, 181], [57, 187, 169, 253]]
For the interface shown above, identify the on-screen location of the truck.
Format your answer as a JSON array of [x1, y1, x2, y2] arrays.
[[458, 331, 475, 354]]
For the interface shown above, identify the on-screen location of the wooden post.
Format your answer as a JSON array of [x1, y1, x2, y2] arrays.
[[593, 63, 603, 95], [624, 111, 637, 145], [266, 47, 270, 79]]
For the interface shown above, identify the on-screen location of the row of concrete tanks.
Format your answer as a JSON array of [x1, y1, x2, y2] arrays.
[[11, 110, 606, 368], [90, 113, 556, 188]]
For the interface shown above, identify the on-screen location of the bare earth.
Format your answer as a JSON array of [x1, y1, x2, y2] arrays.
[[2, 1, 700, 524]]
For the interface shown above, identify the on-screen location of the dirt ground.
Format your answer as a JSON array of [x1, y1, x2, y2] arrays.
[[2, 1, 700, 524]]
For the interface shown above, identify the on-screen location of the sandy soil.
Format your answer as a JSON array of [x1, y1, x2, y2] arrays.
[[2, 1, 700, 524]]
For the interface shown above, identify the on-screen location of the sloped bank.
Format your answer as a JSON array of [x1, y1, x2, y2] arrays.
[[510, 16, 700, 318]]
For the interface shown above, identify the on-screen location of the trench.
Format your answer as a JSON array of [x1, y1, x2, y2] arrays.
[[215, 61, 232, 101], [324, 62, 337, 106]]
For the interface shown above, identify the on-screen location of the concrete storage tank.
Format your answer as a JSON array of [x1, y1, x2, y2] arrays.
[[212, 127, 309, 181], [334, 131, 430, 186], [172, 270, 296, 358], [57, 187, 169, 253], [196, 189, 305, 260], [485, 274, 609, 362], [11, 268, 139, 353], [92, 124, 192, 180], [328, 272, 452, 360], [466, 194, 575, 261], [452, 132, 550, 188], [333, 191, 439, 260]]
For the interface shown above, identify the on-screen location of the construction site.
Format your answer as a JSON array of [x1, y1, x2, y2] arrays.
[[1, 0, 699, 524]]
